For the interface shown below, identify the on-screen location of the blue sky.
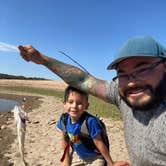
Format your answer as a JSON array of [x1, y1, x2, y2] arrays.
[[0, 0, 166, 80]]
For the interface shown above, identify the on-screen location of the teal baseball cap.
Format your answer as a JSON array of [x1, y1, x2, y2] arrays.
[[107, 36, 166, 70]]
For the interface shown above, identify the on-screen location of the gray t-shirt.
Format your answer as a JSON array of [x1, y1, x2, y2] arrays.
[[105, 81, 166, 166]]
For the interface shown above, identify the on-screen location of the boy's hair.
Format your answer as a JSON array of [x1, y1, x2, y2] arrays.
[[64, 86, 89, 102]]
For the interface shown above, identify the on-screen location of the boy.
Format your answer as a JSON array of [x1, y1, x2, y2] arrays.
[[56, 86, 130, 166]]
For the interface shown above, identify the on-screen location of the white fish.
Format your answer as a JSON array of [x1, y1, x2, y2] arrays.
[[11, 105, 28, 165]]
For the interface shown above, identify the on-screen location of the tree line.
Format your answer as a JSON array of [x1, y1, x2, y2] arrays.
[[0, 73, 48, 80]]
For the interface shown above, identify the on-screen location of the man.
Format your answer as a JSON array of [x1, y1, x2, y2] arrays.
[[18, 36, 166, 166]]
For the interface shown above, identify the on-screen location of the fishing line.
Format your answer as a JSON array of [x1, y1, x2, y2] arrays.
[[0, 42, 18, 52], [0, 41, 90, 75], [58, 51, 90, 75]]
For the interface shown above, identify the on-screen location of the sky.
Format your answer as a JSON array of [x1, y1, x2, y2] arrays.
[[0, 0, 166, 81]]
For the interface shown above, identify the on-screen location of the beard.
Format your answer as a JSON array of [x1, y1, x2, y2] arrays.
[[120, 74, 166, 111]]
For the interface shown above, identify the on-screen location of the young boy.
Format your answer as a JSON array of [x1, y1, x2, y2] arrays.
[[56, 86, 130, 166]]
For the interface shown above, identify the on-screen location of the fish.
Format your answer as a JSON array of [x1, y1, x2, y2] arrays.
[[11, 105, 28, 165]]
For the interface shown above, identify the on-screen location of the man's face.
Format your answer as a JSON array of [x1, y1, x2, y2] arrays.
[[117, 57, 166, 110]]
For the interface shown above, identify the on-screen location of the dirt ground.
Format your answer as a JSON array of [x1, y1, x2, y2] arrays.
[[0, 79, 130, 166]]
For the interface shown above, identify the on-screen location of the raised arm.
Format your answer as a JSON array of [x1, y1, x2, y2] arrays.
[[18, 45, 108, 101]]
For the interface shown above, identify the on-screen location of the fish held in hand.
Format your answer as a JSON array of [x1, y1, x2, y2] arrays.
[[11, 105, 29, 165]]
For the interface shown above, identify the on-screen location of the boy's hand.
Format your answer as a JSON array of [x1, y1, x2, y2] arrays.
[[18, 45, 43, 64]]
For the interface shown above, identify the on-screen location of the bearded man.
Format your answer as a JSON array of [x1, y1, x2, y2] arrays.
[[18, 36, 166, 166]]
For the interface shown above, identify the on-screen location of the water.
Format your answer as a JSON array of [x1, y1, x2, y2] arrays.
[[0, 99, 19, 112]]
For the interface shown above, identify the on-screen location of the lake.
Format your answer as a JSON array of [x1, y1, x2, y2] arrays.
[[0, 99, 19, 112]]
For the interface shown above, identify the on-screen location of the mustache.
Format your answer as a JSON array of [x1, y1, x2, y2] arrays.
[[124, 85, 153, 96]]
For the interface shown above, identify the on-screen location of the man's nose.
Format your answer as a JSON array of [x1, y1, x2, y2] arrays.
[[126, 74, 137, 86]]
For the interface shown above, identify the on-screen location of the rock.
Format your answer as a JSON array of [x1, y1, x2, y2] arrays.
[[1, 125, 6, 130], [32, 121, 40, 124]]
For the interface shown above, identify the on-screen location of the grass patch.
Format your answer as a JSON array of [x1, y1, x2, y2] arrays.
[[89, 96, 121, 120], [0, 86, 121, 120]]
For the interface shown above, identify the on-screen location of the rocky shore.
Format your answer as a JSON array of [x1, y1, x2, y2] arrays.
[[0, 80, 129, 166]]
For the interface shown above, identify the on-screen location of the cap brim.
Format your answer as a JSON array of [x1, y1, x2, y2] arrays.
[[107, 57, 131, 70], [107, 55, 161, 70]]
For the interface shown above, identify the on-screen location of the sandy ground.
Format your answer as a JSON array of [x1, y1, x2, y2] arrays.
[[0, 80, 130, 166], [0, 79, 67, 90]]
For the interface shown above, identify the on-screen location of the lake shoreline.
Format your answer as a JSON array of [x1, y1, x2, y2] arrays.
[[0, 92, 43, 166]]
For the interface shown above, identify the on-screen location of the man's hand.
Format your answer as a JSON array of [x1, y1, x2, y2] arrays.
[[18, 45, 44, 64]]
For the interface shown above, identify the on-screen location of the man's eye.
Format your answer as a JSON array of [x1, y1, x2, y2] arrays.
[[137, 68, 147, 73], [136, 68, 149, 76]]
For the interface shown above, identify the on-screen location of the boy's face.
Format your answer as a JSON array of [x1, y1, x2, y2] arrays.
[[64, 91, 89, 122]]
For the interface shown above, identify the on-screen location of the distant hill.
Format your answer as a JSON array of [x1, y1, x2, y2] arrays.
[[0, 73, 48, 80]]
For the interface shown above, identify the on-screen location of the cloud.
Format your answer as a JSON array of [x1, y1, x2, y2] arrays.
[[0, 42, 18, 52]]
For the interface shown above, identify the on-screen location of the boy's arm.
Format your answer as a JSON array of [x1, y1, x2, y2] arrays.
[[60, 132, 70, 166], [18, 45, 109, 102], [93, 134, 130, 166]]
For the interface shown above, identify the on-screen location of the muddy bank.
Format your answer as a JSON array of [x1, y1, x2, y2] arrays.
[[0, 93, 42, 166]]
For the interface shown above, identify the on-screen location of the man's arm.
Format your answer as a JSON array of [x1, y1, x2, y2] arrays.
[[18, 45, 108, 101]]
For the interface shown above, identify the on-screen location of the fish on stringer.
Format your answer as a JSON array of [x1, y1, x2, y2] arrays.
[[11, 105, 29, 166]]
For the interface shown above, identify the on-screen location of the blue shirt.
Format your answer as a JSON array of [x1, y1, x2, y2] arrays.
[[56, 112, 102, 159]]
